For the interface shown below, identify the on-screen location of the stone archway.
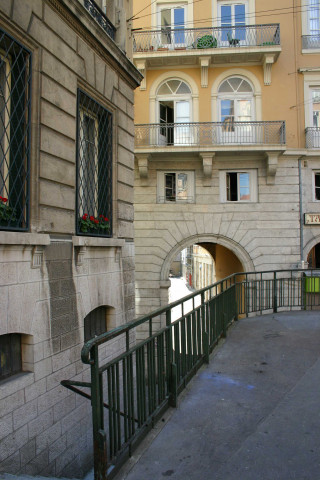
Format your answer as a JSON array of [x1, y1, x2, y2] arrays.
[[161, 233, 254, 282], [305, 236, 320, 268]]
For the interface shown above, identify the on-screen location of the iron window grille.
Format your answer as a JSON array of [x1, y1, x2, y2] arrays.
[[76, 90, 113, 237], [0, 29, 31, 231]]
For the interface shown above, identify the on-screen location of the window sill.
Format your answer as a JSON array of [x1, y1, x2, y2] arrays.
[[0, 231, 50, 246], [72, 236, 125, 248], [302, 48, 320, 54]]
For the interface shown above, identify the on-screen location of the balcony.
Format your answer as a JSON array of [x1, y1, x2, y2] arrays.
[[82, 0, 116, 40], [133, 24, 281, 77], [135, 121, 286, 151], [302, 35, 320, 50], [306, 127, 320, 148]]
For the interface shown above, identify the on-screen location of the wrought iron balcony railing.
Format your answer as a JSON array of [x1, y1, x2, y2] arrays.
[[135, 121, 286, 148], [305, 127, 320, 148], [133, 23, 280, 53], [83, 0, 116, 40], [302, 35, 320, 49]]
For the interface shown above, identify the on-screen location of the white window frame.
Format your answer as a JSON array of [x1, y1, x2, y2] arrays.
[[219, 169, 257, 203], [302, 0, 320, 51], [303, 74, 320, 128], [152, 0, 193, 31], [312, 171, 320, 201], [218, 0, 248, 46], [156, 79, 192, 146], [157, 170, 195, 203], [218, 77, 254, 122], [214, 0, 255, 27], [157, 2, 187, 48]]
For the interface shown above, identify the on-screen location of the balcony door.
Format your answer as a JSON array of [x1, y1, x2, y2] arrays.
[[157, 4, 186, 48], [218, 77, 254, 144], [218, 1, 247, 46], [157, 79, 191, 145]]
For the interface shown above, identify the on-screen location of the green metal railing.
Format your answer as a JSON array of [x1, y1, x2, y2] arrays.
[[61, 268, 320, 479]]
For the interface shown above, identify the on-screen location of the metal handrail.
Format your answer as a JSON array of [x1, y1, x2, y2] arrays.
[[135, 121, 286, 147], [133, 23, 280, 52], [63, 268, 320, 479]]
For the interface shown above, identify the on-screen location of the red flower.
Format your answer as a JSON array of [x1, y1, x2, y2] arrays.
[[82, 214, 88, 220], [99, 214, 103, 218], [104, 217, 109, 222], [1, 197, 7, 203], [94, 219, 99, 224], [89, 216, 95, 221]]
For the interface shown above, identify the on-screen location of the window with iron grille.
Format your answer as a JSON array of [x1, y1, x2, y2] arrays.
[[77, 90, 112, 236], [0, 333, 22, 381], [0, 30, 31, 231]]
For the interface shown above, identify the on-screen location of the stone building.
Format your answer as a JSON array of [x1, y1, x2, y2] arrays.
[[0, 0, 141, 476], [132, 0, 320, 335]]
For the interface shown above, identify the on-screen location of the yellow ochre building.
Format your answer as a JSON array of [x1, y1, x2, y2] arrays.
[[132, 0, 320, 333]]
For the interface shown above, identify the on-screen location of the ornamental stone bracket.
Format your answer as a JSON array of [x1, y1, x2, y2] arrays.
[[136, 60, 146, 90], [200, 153, 215, 185], [75, 246, 86, 266], [200, 56, 210, 88], [265, 151, 281, 184], [136, 153, 150, 178], [263, 54, 275, 85], [32, 246, 45, 269]]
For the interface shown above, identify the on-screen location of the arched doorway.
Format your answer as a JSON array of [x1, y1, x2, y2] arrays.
[[307, 242, 320, 268]]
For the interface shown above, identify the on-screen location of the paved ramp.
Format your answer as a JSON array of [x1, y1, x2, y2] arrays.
[[117, 311, 320, 480]]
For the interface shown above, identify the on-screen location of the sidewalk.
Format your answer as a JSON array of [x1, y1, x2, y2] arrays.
[[116, 311, 320, 480]]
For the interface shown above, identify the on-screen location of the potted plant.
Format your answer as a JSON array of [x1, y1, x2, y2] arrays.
[[0, 196, 16, 226], [157, 45, 169, 51], [79, 213, 110, 234], [196, 35, 217, 49]]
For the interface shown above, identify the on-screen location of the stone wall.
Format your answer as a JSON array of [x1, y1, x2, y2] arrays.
[[134, 153, 303, 325], [0, 0, 140, 476]]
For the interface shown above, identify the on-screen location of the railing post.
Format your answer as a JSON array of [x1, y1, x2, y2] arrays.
[[273, 271, 278, 313], [90, 345, 107, 480], [203, 331, 209, 364], [222, 313, 227, 338], [166, 308, 177, 407], [169, 363, 177, 407]]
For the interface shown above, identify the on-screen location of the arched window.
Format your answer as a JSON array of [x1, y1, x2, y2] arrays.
[[217, 77, 255, 143], [218, 77, 254, 123], [156, 79, 192, 145]]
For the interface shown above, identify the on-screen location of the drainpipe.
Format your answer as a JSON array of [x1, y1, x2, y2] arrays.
[[298, 156, 306, 267]]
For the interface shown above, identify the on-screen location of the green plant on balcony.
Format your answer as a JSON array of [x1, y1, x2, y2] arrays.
[[196, 35, 217, 49], [0, 196, 16, 224], [79, 213, 110, 234]]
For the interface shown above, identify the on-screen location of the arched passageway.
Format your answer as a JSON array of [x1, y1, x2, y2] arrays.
[[164, 235, 252, 308]]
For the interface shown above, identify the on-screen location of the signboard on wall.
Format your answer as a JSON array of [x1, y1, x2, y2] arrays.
[[305, 213, 320, 225]]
